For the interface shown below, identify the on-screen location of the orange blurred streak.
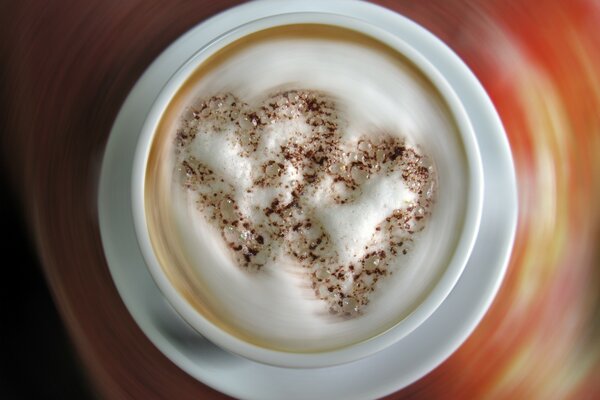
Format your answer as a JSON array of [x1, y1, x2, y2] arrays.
[[392, 0, 600, 398]]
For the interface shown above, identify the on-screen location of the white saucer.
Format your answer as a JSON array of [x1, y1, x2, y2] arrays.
[[98, 1, 517, 399]]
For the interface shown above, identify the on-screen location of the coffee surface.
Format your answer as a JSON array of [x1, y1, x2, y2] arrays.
[[145, 25, 468, 352], [175, 89, 435, 316]]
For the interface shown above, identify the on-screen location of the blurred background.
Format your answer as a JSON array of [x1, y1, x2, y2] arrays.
[[1, 0, 598, 399]]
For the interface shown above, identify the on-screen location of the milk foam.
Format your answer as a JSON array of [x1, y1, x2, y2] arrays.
[[152, 30, 468, 351], [315, 171, 417, 264]]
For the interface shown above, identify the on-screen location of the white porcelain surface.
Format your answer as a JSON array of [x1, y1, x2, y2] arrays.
[[99, 0, 517, 398], [130, 11, 483, 368]]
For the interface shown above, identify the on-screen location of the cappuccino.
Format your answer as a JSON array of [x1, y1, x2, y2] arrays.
[[145, 25, 468, 352]]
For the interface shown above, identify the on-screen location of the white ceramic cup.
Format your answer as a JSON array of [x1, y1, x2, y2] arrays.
[[131, 12, 483, 368]]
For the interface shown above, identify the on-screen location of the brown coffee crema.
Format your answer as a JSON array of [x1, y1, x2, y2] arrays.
[[145, 24, 465, 352]]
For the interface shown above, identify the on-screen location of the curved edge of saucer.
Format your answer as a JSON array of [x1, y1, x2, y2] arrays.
[[98, 1, 518, 399]]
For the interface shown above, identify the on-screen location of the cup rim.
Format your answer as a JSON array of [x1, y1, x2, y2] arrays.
[[131, 11, 484, 368]]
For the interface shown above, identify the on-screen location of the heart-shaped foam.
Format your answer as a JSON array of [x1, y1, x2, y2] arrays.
[[175, 89, 435, 316]]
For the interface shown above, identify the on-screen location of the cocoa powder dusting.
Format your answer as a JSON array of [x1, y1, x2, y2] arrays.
[[174, 89, 436, 316]]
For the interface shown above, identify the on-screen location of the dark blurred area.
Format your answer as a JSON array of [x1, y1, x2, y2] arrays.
[[0, 181, 93, 399], [0, 7, 91, 392]]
